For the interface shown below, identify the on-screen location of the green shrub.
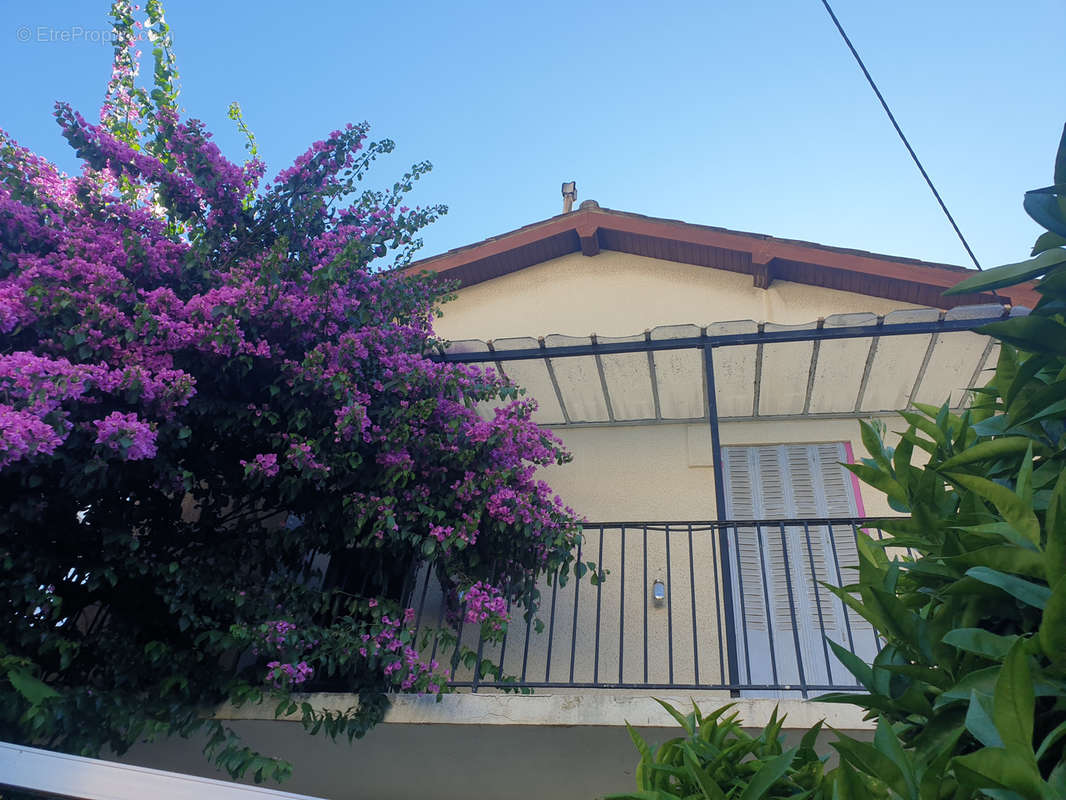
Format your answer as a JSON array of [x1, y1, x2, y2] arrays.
[[821, 123, 1066, 800], [605, 700, 831, 800]]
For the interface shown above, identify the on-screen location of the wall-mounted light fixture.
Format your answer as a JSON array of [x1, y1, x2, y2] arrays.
[[652, 579, 666, 604]]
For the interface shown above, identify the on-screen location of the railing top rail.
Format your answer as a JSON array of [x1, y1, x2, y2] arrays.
[[584, 516, 889, 528], [433, 313, 1012, 364]]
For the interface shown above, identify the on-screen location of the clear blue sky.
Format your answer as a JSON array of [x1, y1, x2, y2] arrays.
[[2, 1, 1063, 269]]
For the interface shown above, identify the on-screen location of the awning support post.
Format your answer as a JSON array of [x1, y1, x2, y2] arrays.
[[704, 342, 740, 695]]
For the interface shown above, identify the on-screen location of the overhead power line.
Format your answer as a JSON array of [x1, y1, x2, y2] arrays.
[[819, 0, 985, 271]]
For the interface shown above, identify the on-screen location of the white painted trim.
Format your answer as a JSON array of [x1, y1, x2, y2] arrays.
[[0, 741, 325, 800]]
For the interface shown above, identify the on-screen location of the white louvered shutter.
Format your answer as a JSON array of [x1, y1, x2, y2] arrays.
[[723, 442, 874, 691]]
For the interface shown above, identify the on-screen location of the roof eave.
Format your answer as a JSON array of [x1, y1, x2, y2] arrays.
[[404, 206, 1040, 310]]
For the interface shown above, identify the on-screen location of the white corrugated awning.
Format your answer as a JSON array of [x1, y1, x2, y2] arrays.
[[442, 305, 1027, 426]]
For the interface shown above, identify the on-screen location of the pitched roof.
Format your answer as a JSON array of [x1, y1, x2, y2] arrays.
[[405, 202, 1040, 310]]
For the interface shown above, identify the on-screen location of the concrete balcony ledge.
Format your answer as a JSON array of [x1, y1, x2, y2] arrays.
[[216, 690, 874, 732]]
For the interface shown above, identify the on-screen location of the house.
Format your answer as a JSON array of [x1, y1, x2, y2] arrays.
[[123, 198, 1036, 799]]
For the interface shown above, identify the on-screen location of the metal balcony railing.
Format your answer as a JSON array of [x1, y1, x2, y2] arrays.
[[408, 518, 893, 697]]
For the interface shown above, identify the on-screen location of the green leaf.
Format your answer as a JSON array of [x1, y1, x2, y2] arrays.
[[949, 522, 1039, 552], [626, 722, 654, 789], [859, 419, 890, 471], [832, 736, 906, 798], [737, 747, 798, 800], [993, 640, 1036, 759], [1036, 718, 1066, 762], [654, 698, 694, 735], [845, 463, 907, 507], [892, 425, 915, 479], [947, 545, 1046, 581], [827, 760, 869, 800], [1039, 578, 1066, 667], [6, 668, 60, 706], [945, 472, 1040, 547], [938, 437, 1036, 471], [1031, 232, 1066, 256], [965, 690, 1003, 748], [965, 567, 1051, 609], [899, 410, 947, 446], [1054, 122, 1066, 186], [942, 628, 1019, 660], [680, 743, 727, 800], [980, 317, 1066, 357], [944, 248, 1066, 296], [1024, 187, 1066, 239], [1047, 468, 1066, 587], [953, 748, 1046, 800], [873, 716, 917, 797]]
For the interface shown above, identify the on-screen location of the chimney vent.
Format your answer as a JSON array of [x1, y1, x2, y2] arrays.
[[561, 181, 577, 213]]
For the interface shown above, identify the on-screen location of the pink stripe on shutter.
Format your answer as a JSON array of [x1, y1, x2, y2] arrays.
[[842, 442, 867, 517]]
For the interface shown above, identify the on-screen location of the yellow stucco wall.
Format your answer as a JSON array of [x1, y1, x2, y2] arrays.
[[539, 418, 900, 523], [435, 250, 923, 342]]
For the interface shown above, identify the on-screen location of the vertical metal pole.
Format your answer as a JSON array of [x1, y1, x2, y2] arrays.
[[618, 527, 626, 684], [704, 343, 740, 694], [665, 526, 675, 685]]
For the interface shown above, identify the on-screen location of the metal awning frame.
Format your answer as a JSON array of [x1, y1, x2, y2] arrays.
[[436, 310, 1012, 425]]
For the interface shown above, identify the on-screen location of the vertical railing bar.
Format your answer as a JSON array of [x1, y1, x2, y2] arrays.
[[495, 595, 512, 683], [665, 525, 675, 685], [643, 525, 649, 685], [449, 606, 466, 683], [471, 625, 486, 693], [544, 570, 560, 683], [828, 524, 857, 657], [619, 527, 626, 684], [802, 521, 834, 687], [520, 581, 535, 683], [712, 522, 726, 684], [428, 580, 447, 666], [569, 536, 583, 684], [469, 561, 497, 694], [412, 563, 432, 644], [687, 522, 700, 686], [756, 524, 780, 686], [593, 527, 605, 684], [399, 559, 418, 609], [778, 522, 808, 698], [734, 523, 753, 688], [866, 523, 885, 654], [704, 343, 740, 692]]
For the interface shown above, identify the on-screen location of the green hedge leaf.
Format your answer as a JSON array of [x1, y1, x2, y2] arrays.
[[965, 567, 1051, 608], [943, 248, 1066, 296], [1039, 578, 1066, 667], [964, 690, 1003, 748], [943, 628, 1020, 660], [993, 640, 1036, 759], [945, 473, 1040, 547]]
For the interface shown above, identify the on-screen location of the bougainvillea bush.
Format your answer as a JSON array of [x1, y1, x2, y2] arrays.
[[0, 1, 582, 782]]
